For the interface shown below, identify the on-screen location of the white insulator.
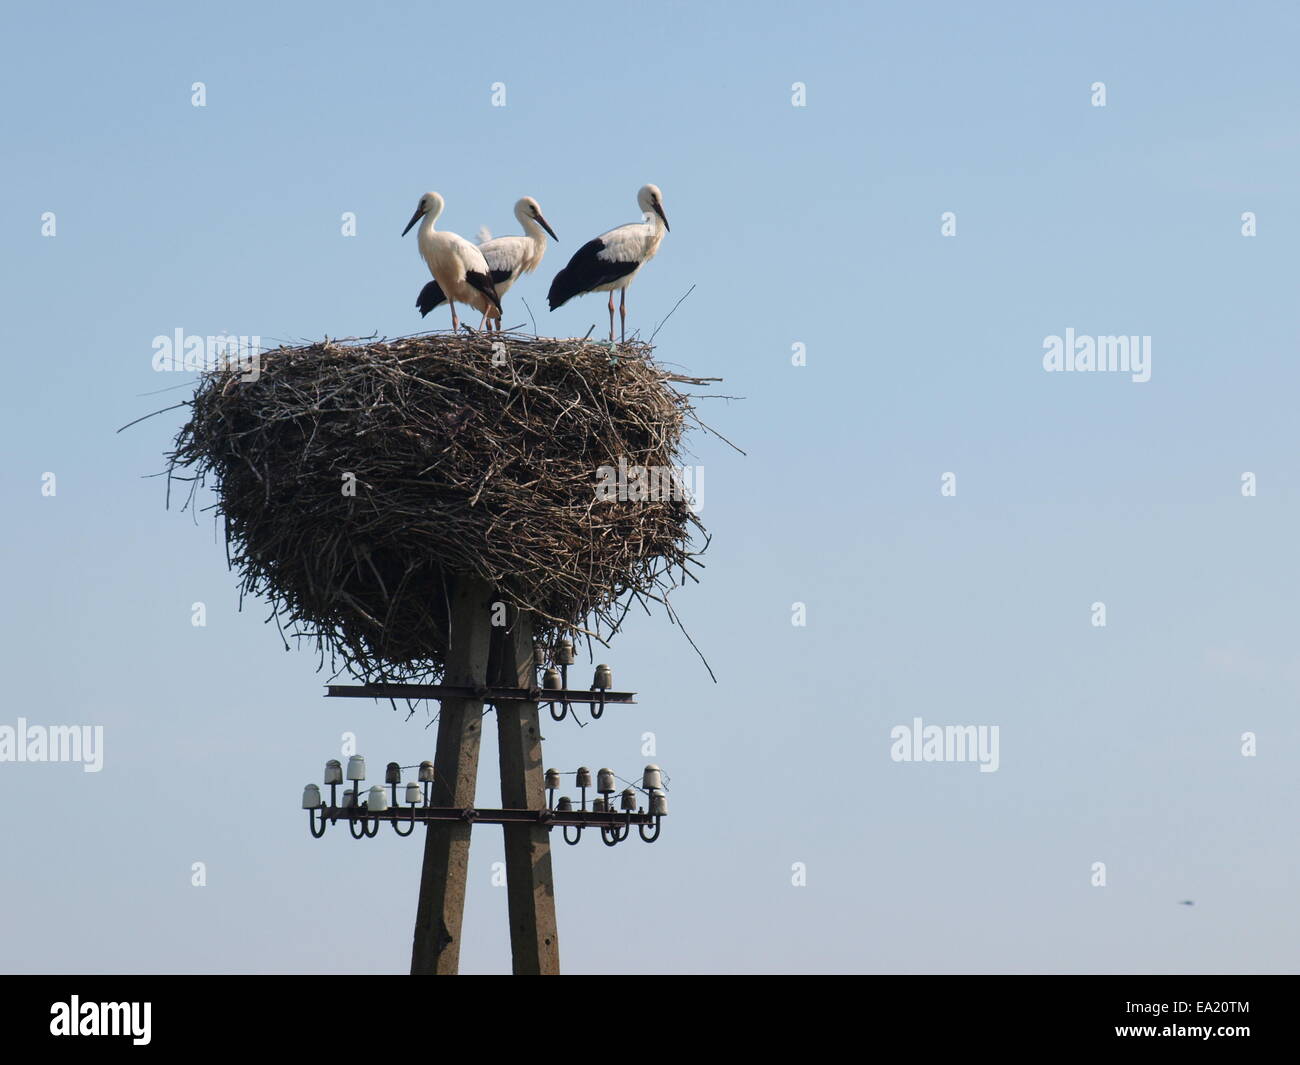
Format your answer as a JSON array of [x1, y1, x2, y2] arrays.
[[323, 759, 343, 785], [404, 782, 422, 805], [346, 755, 366, 782], [642, 764, 662, 791], [342, 788, 358, 808], [367, 785, 388, 812], [301, 784, 322, 809]]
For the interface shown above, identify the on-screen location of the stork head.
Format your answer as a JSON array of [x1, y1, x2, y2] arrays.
[[638, 184, 669, 232], [402, 191, 444, 236], [515, 196, 558, 241]]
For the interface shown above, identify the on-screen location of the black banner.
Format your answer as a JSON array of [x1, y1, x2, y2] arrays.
[[0, 976, 1288, 1050]]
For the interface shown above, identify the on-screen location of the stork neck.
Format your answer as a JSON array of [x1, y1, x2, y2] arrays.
[[521, 215, 548, 246]]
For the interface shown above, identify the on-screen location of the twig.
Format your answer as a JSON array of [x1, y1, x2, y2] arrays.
[[117, 402, 189, 434], [520, 297, 538, 337], [650, 284, 696, 343]]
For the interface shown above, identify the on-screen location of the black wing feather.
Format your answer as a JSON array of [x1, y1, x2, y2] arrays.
[[416, 280, 446, 317], [464, 270, 502, 314], [548, 238, 638, 310]]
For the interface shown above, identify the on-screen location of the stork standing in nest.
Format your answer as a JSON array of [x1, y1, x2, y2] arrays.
[[548, 184, 669, 343], [402, 191, 501, 332], [417, 197, 559, 332]]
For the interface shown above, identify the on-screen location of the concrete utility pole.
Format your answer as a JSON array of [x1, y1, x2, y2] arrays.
[[409, 576, 494, 975], [317, 633, 658, 972], [409, 578, 560, 975], [492, 610, 560, 973]]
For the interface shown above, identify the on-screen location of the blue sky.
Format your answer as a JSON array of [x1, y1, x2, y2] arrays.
[[2, 0, 1298, 973]]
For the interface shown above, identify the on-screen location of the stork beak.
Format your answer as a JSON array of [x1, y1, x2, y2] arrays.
[[536, 214, 559, 241], [653, 202, 670, 231], [401, 205, 425, 237]]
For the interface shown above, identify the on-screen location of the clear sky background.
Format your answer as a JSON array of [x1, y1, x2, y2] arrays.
[[2, 0, 1298, 974]]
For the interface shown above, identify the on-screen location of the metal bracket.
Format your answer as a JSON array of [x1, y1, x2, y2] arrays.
[[326, 683, 635, 706]]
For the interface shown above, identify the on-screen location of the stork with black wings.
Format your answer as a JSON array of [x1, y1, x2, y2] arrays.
[[402, 190, 501, 333], [547, 184, 669, 342]]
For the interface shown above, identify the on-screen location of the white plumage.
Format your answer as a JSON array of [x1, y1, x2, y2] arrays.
[[548, 184, 669, 342], [402, 191, 501, 332]]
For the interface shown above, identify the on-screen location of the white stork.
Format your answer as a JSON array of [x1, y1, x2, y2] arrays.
[[548, 184, 669, 342], [416, 197, 558, 331], [402, 191, 501, 332]]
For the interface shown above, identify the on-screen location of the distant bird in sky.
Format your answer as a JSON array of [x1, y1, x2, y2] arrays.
[[417, 197, 558, 331], [402, 191, 501, 332], [548, 184, 669, 342], [1179, 900, 1195, 906]]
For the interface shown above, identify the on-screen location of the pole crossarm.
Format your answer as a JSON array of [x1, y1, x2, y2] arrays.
[[310, 805, 662, 828], [326, 683, 636, 706]]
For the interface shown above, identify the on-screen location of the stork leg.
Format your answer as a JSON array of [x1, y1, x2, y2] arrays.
[[477, 309, 488, 331], [607, 290, 616, 341], [619, 287, 627, 343], [450, 303, 460, 332]]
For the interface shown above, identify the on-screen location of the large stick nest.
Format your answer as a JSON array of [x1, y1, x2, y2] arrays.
[[168, 333, 709, 681]]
